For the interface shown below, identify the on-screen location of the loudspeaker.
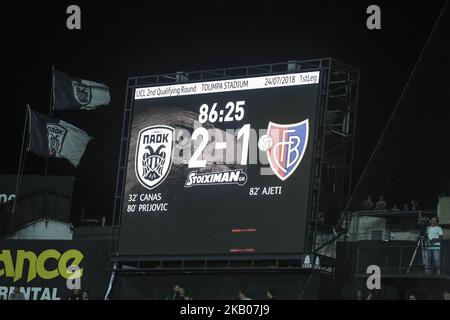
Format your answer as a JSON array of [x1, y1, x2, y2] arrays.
[[438, 197, 450, 239], [438, 197, 450, 223]]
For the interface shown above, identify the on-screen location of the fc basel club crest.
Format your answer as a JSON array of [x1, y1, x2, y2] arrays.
[[72, 81, 92, 105], [265, 119, 309, 181], [47, 124, 67, 157], [135, 125, 174, 190]]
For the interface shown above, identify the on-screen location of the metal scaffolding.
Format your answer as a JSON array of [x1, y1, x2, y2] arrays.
[[110, 58, 359, 271]]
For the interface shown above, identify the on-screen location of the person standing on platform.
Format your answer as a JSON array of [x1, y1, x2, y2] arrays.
[[9, 287, 25, 300], [425, 217, 444, 275], [69, 288, 82, 300], [356, 290, 364, 300], [179, 286, 189, 300], [362, 196, 373, 210], [169, 285, 182, 300], [375, 196, 387, 210]]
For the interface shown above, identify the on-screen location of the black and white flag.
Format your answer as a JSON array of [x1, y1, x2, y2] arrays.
[[28, 109, 92, 167], [52, 68, 110, 111]]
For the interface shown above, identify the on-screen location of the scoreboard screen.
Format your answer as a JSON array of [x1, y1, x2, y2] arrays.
[[118, 71, 321, 256]]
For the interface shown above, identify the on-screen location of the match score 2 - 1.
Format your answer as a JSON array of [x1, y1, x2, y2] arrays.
[[188, 124, 251, 168]]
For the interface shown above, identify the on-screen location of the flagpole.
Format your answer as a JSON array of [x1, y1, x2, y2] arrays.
[[49, 65, 55, 116], [11, 105, 30, 237], [45, 66, 54, 176]]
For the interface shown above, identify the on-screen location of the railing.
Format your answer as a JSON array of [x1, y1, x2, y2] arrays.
[[354, 240, 449, 276], [109, 253, 336, 274]]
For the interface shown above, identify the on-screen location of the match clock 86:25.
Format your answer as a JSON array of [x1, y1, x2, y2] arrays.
[[198, 101, 245, 124]]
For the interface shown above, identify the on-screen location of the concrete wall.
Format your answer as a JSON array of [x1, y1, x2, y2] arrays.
[[8, 219, 72, 240]]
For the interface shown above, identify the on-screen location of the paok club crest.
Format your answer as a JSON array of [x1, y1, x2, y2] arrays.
[[72, 81, 92, 105], [135, 125, 174, 190], [265, 119, 309, 181], [47, 124, 67, 157]]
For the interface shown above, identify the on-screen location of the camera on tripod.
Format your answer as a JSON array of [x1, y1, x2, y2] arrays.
[[417, 216, 431, 237], [406, 216, 433, 274]]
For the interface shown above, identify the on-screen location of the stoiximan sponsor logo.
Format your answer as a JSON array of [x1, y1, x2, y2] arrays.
[[185, 169, 247, 188]]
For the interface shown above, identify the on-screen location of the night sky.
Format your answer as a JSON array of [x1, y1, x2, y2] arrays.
[[2, 1, 449, 224]]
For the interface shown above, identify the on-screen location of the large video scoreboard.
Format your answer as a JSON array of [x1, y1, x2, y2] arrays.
[[118, 71, 321, 256]]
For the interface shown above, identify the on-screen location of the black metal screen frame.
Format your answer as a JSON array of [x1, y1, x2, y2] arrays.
[[109, 58, 359, 271]]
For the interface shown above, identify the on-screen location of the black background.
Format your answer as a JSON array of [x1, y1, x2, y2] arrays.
[[1, 1, 449, 226], [118, 83, 319, 256]]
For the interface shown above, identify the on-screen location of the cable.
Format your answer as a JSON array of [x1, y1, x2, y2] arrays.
[[336, 0, 448, 231], [315, 0, 449, 255], [303, 2, 449, 298]]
